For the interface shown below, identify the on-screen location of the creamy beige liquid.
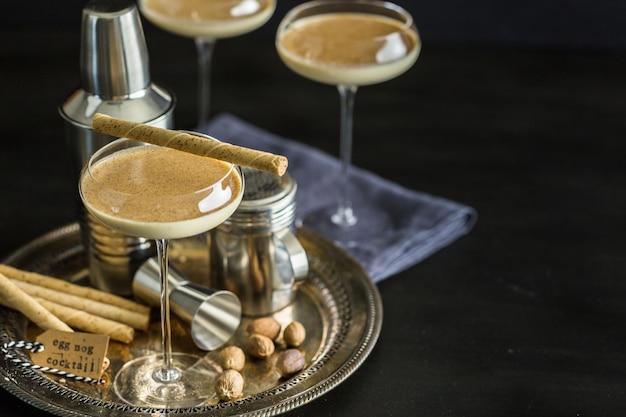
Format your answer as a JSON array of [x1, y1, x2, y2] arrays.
[[81, 146, 243, 240], [277, 13, 420, 86], [141, 0, 276, 39]]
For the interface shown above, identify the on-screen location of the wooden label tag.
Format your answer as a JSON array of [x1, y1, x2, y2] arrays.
[[30, 330, 110, 380]]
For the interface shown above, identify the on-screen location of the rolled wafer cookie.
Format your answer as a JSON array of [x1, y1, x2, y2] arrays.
[[36, 299, 134, 344], [92, 113, 288, 176], [0, 264, 149, 314], [0, 272, 73, 333], [13, 281, 149, 331]]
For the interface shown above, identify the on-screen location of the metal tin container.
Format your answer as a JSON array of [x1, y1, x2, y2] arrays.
[[60, 0, 176, 296], [210, 168, 309, 316]]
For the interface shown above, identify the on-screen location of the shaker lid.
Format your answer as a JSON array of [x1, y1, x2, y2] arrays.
[[60, 0, 175, 127], [240, 167, 296, 209], [223, 168, 297, 231], [80, 0, 150, 98]]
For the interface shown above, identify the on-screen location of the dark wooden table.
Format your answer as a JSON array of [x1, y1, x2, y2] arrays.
[[2, 19, 626, 417]]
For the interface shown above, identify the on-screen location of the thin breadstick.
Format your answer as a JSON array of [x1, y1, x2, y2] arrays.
[[36, 298, 134, 344], [13, 281, 149, 331], [0, 272, 73, 332], [0, 264, 149, 315], [92, 113, 288, 176]]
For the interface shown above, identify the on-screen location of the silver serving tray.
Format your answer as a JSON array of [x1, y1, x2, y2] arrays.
[[0, 223, 382, 416]]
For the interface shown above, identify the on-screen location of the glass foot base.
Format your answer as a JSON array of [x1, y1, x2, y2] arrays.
[[303, 204, 392, 246], [114, 352, 219, 408]]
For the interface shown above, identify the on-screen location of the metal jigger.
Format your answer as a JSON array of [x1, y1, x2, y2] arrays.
[[133, 258, 242, 351]]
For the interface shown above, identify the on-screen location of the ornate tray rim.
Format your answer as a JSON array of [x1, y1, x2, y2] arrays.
[[0, 223, 383, 416]]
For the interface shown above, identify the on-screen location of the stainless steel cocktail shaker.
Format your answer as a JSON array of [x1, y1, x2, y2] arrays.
[[60, 0, 175, 296], [210, 168, 309, 316]]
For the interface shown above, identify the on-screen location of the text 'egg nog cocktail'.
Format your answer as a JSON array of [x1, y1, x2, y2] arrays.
[[276, 0, 420, 244]]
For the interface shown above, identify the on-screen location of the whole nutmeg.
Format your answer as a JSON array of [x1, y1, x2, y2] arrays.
[[247, 333, 275, 359], [276, 349, 306, 377], [215, 369, 244, 401], [247, 317, 281, 340], [283, 321, 306, 347], [218, 345, 246, 371]]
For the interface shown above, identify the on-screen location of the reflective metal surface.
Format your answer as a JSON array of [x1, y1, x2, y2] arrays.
[[60, 0, 175, 297], [211, 168, 309, 316], [134, 258, 242, 351], [0, 223, 382, 416]]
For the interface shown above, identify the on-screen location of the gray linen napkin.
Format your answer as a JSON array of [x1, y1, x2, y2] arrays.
[[202, 113, 477, 282]]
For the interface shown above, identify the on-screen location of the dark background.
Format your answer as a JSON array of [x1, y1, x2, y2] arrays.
[[2, 1, 626, 416], [2, 0, 626, 49]]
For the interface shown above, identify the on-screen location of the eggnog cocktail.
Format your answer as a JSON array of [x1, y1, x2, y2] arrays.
[[139, 0, 276, 126], [277, 11, 420, 86], [80, 142, 243, 240], [79, 137, 243, 407], [140, 0, 276, 39], [276, 0, 420, 244]]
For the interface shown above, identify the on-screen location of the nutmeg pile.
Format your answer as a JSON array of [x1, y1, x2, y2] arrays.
[[213, 317, 307, 402]]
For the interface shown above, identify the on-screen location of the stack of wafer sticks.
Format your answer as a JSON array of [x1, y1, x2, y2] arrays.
[[0, 264, 150, 344]]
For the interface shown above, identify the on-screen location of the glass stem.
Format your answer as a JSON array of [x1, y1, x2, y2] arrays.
[[195, 37, 216, 128], [332, 84, 359, 228], [154, 238, 179, 383]]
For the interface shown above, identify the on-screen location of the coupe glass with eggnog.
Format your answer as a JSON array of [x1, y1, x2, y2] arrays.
[[79, 117, 246, 407], [139, 0, 276, 126], [276, 0, 420, 244]]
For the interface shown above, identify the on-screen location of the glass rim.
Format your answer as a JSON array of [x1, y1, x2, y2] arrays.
[[139, 0, 276, 24], [278, 0, 416, 36], [83, 135, 239, 199]]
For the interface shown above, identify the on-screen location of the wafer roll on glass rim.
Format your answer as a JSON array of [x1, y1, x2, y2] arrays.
[[91, 113, 288, 176]]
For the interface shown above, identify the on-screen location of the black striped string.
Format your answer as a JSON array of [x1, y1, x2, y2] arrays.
[[1, 340, 106, 384]]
